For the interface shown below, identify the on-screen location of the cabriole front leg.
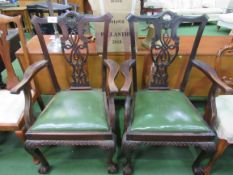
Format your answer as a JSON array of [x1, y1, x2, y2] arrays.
[[203, 139, 229, 175], [192, 142, 216, 175], [107, 146, 118, 173], [122, 140, 134, 175], [107, 134, 118, 174], [122, 148, 133, 175], [25, 142, 50, 174]]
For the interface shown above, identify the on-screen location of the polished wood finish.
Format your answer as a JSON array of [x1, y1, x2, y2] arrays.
[[204, 139, 229, 175], [1, 7, 32, 33], [0, 14, 44, 141], [12, 11, 119, 174], [16, 34, 233, 96], [0, 28, 20, 88], [121, 12, 216, 175], [193, 60, 233, 94]]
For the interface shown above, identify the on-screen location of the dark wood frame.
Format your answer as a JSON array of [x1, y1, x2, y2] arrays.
[[0, 14, 44, 141], [198, 42, 233, 175], [120, 11, 216, 175], [11, 11, 120, 174]]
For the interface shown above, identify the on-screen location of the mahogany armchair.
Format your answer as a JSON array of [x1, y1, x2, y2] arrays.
[[11, 11, 119, 174], [120, 11, 216, 175], [0, 14, 44, 141], [195, 43, 233, 174]]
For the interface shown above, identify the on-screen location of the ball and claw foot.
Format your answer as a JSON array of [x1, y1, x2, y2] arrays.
[[192, 166, 204, 175], [107, 163, 118, 173], [38, 165, 50, 174], [123, 164, 133, 175]]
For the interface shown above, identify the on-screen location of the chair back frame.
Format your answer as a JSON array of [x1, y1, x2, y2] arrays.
[[15, 12, 119, 174], [0, 15, 30, 90], [121, 12, 216, 175], [215, 43, 233, 87], [127, 11, 208, 92], [31, 11, 112, 91]]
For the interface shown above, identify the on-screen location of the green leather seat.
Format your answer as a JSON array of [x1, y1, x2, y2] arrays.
[[31, 90, 109, 132], [131, 90, 211, 132]]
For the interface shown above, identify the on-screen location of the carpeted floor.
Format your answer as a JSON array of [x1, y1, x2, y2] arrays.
[[1, 127, 233, 175], [0, 23, 232, 175]]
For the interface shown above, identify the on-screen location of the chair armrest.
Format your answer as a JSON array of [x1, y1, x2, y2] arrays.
[[104, 59, 119, 94], [120, 59, 136, 94], [11, 60, 48, 94], [192, 59, 233, 94]]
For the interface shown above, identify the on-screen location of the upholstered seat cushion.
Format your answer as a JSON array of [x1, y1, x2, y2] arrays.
[[131, 90, 211, 132], [215, 95, 233, 143], [0, 90, 24, 125], [31, 90, 109, 132]]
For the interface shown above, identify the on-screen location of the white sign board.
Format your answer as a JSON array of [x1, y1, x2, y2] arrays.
[[89, 0, 140, 52]]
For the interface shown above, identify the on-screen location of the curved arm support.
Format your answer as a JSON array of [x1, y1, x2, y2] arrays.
[[23, 85, 35, 129], [192, 59, 233, 94], [204, 84, 218, 127], [124, 95, 132, 132], [10, 60, 48, 129], [120, 59, 136, 94], [11, 60, 48, 94], [104, 59, 119, 94], [107, 95, 116, 133]]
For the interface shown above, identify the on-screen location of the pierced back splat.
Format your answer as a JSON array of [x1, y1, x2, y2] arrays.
[[59, 12, 90, 89], [127, 11, 208, 91], [31, 11, 112, 91], [149, 12, 180, 89]]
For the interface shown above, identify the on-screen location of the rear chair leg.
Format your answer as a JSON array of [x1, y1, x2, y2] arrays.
[[122, 145, 133, 175], [203, 139, 229, 175], [192, 143, 216, 175], [25, 143, 50, 174], [192, 150, 207, 175]]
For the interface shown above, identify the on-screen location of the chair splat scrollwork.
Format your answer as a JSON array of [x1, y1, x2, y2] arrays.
[[59, 12, 90, 89], [31, 11, 112, 91], [149, 12, 180, 89], [127, 11, 207, 91]]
